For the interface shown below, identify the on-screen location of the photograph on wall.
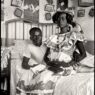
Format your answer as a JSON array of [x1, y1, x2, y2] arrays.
[[24, 0, 39, 23], [77, 9, 85, 17], [39, 0, 57, 23], [11, 0, 23, 7], [78, 0, 94, 7], [14, 8, 23, 18], [57, 0, 68, 11]]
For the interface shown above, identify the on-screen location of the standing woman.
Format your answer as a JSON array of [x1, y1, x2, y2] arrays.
[[44, 10, 87, 74]]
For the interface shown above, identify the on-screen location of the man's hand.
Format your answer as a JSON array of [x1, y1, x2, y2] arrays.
[[30, 64, 46, 74]]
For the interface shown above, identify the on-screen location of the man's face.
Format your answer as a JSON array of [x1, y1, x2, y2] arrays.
[[57, 13, 67, 28], [31, 31, 42, 46]]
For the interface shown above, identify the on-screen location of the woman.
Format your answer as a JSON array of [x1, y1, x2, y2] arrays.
[[44, 10, 87, 74], [16, 11, 93, 95]]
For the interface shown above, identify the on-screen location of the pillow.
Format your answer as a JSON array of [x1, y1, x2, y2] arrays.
[[84, 40, 94, 55], [80, 52, 94, 68]]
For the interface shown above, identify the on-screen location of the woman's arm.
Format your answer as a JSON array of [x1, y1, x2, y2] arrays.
[[73, 41, 87, 62], [44, 47, 51, 65]]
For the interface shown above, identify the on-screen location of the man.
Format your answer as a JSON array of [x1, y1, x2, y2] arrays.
[[22, 27, 46, 70], [16, 27, 47, 95]]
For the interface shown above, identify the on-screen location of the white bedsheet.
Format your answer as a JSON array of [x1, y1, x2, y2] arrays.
[[54, 72, 94, 95], [9, 46, 94, 95]]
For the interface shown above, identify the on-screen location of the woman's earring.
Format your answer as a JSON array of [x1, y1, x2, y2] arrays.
[[68, 26, 71, 32]]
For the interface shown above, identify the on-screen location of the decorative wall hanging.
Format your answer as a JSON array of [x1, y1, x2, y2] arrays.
[[46, 0, 53, 4], [78, 0, 94, 7], [45, 12, 52, 20], [24, 0, 39, 23], [14, 8, 23, 18], [44, 4, 54, 12], [57, 0, 68, 11], [39, 0, 57, 23], [11, 0, 23, 7], [77, 9, 85, 17], [89, 7, 94, 17]]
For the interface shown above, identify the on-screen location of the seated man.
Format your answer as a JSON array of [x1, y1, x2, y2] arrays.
[[16, 27, 47, 94], [22, 27, 46, 71]]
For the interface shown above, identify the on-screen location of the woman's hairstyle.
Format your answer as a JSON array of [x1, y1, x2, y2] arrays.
[[52, 11, 76, 27], [29, 27, 42, 36]]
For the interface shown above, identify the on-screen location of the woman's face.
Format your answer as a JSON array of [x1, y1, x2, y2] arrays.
[[57, 13, 67, 28], [31, 31, 42, 46]]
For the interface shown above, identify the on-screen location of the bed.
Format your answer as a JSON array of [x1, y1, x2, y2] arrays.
[[1, 19, 94, 95]]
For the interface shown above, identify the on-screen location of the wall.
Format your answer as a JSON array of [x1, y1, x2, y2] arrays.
[[4, 0, 19, 21], [1, 0, 20, 39], [73, 0, 94, 55], [1, 0, 58, 41], [75, 6, 94, 41], [1, 0, 94, 41]]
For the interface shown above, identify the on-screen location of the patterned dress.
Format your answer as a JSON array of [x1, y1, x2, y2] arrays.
[[46, 24, 85, 64]]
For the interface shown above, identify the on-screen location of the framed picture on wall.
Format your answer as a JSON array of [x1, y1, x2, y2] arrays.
[[39, 0, 57, 23], [14, 8, 23, 18], [24, 0, 39, 23], [57, 0, 68, 10], [11, 0, 23, 7], [44, 4, 54, 12], [45, 12, 52, 20], [78, 0, 94, 7], [77, 9, 85, 17]]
